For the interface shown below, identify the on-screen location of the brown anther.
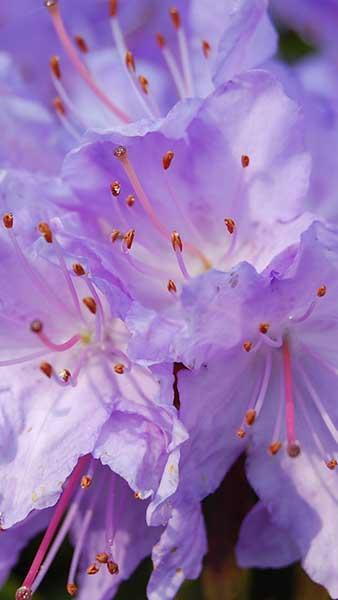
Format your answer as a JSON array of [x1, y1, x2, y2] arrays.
[[111, 229, 122, 243], [138, 75, 149, 94], [50, 55, 61, 79], [236, 428, 246, 439], [40, 362, 53, 378], [30, 319, 43, 334], [114, 363, 125, 375], [167, 279, 177, 293], [80, 475, 92, 489], [156, 33, 166, 48], [107, 560, 119, 575], [326, 459, 337, 470], [82, 296, 97, 315], [66, 583, 78, 597], [169, 7, 181, 29], [317, 285, 327, 298], [109, 0, 118, 17], [202, 40, 211, 58], [224, 218, 236, 235], [15, 587, 33, 600], [38, 222, 53, 243], [72, 263, 86, 276], [125, 50, 136, 73], [163, 150, 175, 170], [110, 180, 121, 197], [134, 491, 142, 499], [126, 194, 135, 207], [268, 441, 282, 456], [96, 552, 109, 564], [86, 564, 100, 575], [259, 323, 270, 334], [113, 145, 127, 159], [74, 35, 88, 53], [2, 212, 13, 229], [53, 96, 66, 115], [241, 155, 250, 168], [243, 341, 252, 352], [287, 442, 301, 458], [44, 0, 58, 10], [171, 230, 183, 252], [59, 369, 71, 383], [245, 409, 256, 426], [123, 228, 135, 250]]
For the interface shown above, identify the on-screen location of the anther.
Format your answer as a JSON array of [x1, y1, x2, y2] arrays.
[[2, 212, 13, 229], [167, 279, 177, 293], [259, 323, 270, 334], [15, 587, 33, 600], [241, 155, 250, 168], [66, 582, 78, 597], [243, 341, 252, 352], [72, 263, 86, 276], [30, 319, 43, 334], [38, 222, 53, 243], [111, 229, 122, 243], [113, 145, 127, 160], [134, 491, 142, 499], [50, 55, 61, 79], [245, 409, 256, 426], [163, 150, 175, 170], [44, 0, 58, 10], [40, 362, 53, 378], [317, 285, 327, 297], [82, 297, 97, 314], [138, 75, 149, 94], [123, 229, 135, 250], [287, 442, 301, 458], [326, 459, 337, 470], [86, 563, 100, 575], [107, 560, 119, 575], [126, 194, 135, 207], [74, 35, 88, 53], [171, 231, 183, 252], [110, 181, 121, 197], [59, 369, 71, 382], [236, 428, 246, 439], [80, 475, 92, 489], [109, 0, 118, 17], [156, 33, 166, 48], [202, 40, 211, 58], [224, 218, 236, 234], [53, 96, 66, 115], [169, 7, 181, 29], [125, 50, 136, 73], [268, 441, 282, 455], [96, 552, 109, 564], [114, 363, 125, 374]]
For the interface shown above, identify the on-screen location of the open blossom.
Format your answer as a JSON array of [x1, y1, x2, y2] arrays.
[[1, 0, 277, 137]]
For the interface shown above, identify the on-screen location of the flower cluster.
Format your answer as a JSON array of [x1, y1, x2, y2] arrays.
[[0, 1, 338, 599]]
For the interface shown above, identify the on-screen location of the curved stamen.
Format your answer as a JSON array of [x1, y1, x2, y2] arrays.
[[36, 329, 81, 353], [169, 8, 194, 96], [156, 33, 186, 100], [45, 1, 130, 123]]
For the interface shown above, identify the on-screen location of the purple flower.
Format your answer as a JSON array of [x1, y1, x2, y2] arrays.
[[1, 457, 204, 600]]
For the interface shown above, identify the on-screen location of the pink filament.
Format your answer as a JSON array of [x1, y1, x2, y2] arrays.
[[49, 4, 130, 123], [282, 338, 297, 446], [174, 247, 191, 280], [37, 330, 81, 352], [0, 350, 46, 367], [23, 455, 90, 589]]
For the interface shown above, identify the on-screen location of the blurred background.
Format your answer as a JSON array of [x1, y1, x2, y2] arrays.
[[1, 15, 330, 600]]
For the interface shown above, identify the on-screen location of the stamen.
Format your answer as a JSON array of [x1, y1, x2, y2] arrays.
[[31, 322, 81, 353], [163, 150, 175, 170], [52, 97, 82, 140], [126, 194, 135, 207], [326, 459, 337, 470], [169, 7, 194, 96], [21, 455, 90, 591], [138, 75, 149, 94], [243, 341, 252, 352], [107, 561, 119, 575], [252, 352, 272, 417], [269, 442, 282, 455], [50, 55, 61, 79], [241, 155, 250, 168], [202, 40, 211, 58], [38, 222, 53, 243], [2, 212, 13, 228], [245, 409, 256, 426], [96, 553, 109, 564], [15, 587, 32, 600], [156, 33, 186, 99], [45, 0, 130, 123], [50, 57, 87, 129], [109, 0, 117, 17], [74, 35, 88, 53], [171, 231, 191, 280], [167, 279, 177, 294], [268, 365, 284, 456], [125, 50, 135, 72], [82, 296, 97, 315], [0, 351, 47, 368], [111, 229, 122, 243], [297, 365, 337, 443], [87, 564, 100, 575], [59, 369, 71, 383], [66, 583, 78, 597], [236, 428, 246, 439], [80, 475, 92, 489], [224, 218, 236, 235], [72, 263, 86, 276], [114, 363, 125, 374], [40, 362, 53, 378], [282, 339, 300, 457], [53, 237, 84, 319], [317, 285, 327, 297], [259, 323, 270, 334], [122, 228, 135, 251]]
